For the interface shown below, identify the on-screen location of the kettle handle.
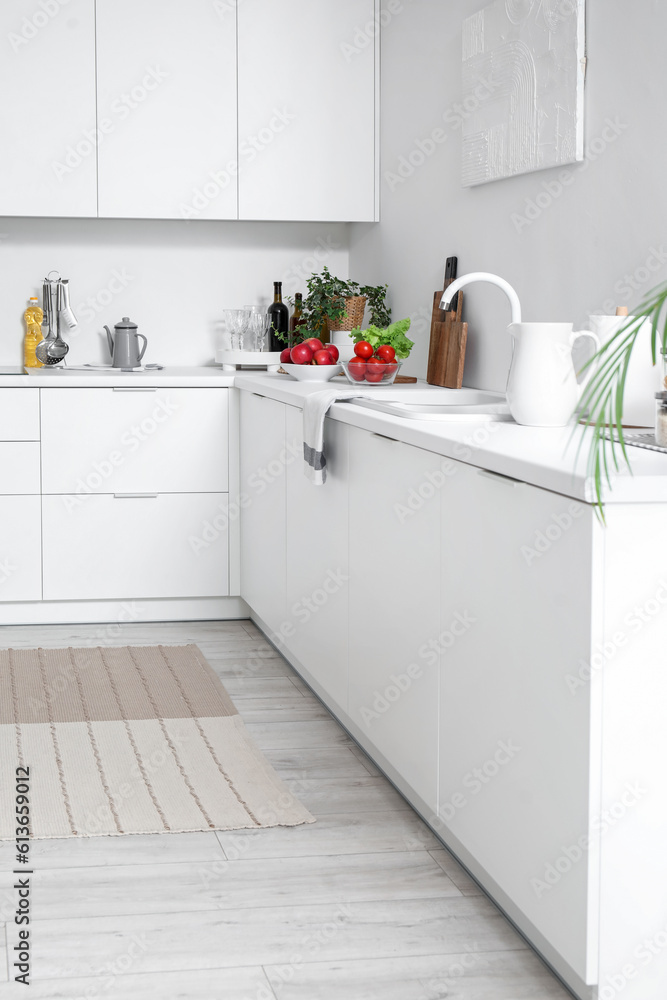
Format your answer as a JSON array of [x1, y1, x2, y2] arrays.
[[104, 325, 114, 359], [136, 334, 148, 363], [570, 330, 601, 395]]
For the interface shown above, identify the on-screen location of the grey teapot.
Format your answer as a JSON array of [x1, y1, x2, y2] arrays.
[[104, 317, 147, 368]]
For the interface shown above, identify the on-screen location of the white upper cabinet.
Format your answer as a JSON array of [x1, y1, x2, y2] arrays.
[[0, 0, 97, 217], [237, 0, 377, 222], [96, 0, 237, 220]]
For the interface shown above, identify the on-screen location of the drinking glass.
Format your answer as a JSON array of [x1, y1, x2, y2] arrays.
[[224, 309, 247, 350], [247, 312, 268, 352]]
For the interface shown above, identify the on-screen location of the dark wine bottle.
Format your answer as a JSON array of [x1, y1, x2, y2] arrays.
[[289, 292, 306, 345], [267, 281, 289, 352]]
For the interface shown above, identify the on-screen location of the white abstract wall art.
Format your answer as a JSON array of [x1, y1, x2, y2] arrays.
[[461, 0, 586, 187]]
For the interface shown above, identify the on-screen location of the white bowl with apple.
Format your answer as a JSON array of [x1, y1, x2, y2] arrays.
[[280, 338, 342, 382]]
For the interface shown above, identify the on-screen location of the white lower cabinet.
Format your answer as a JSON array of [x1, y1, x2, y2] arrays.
[[42, 493, 228, 601], [239, 392, 288, 635], [347, 426, 443, 815], [285, 406, 349, 709], [41, 388, 228, 494], [0, 496, 42, 602], [438, 463, 599, 985]]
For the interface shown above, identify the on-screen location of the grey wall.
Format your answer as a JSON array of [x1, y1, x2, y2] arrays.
[[350, 0, 667, 390]]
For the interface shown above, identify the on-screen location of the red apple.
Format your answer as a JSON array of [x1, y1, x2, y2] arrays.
[[313, 349, 336, 365], [302, 338, 324, 354], [280, 348, 292, 364], [290, 343, 313, 365], [324, 343, 339, 361]]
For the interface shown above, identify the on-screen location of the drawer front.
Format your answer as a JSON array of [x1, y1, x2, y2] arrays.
[[0, 496, 42, 602], [0, 444, 41, 495], [0, 389, 40, 440], [41, 388, 228, 494], [43, 493, 229, 601]]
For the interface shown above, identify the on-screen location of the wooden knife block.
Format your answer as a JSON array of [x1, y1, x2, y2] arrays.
[[427, 288, 468, 389]]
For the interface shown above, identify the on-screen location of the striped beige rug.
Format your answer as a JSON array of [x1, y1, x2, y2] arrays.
[[0, 644, 314, 838]]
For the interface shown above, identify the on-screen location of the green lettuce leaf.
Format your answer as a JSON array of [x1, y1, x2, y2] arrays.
[[351, 318, 414, 359]]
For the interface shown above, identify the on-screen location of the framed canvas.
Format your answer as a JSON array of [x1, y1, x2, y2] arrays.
[[461, 0, 586, 186]]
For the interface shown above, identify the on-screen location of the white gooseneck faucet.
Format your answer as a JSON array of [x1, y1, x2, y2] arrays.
[[440, 272, 522, 324]]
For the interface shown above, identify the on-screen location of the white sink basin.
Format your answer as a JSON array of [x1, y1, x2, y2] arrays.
[[349, 388, 511, 421]]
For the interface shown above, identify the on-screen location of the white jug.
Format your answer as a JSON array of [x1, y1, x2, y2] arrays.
[[506, 323, 601, 427], [588, 314, 659, 427]]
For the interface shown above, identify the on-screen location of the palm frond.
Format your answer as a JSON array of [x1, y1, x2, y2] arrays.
[[578, 285, 667, 518]]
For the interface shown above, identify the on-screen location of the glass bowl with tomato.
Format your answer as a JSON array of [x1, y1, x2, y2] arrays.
[[339, 340, 402, 385]]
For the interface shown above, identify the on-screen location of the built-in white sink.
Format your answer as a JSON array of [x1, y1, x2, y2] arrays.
[[348, 388, 511, 421]]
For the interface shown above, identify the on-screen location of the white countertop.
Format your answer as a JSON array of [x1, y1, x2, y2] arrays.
[[4, 366, 235, 387], [235, 372, 667, 504]]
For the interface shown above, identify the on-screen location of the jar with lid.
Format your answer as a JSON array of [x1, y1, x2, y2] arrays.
[[655, 391, 667, 446]]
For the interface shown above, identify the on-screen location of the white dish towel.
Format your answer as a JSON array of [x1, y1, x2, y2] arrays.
[[302, 388, 404, 485]]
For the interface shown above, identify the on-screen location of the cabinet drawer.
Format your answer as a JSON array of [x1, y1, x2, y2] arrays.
[[0, 496, 41, 602], [0, 444, 41, 495], [0, 390, 40, 440], [41, 388, 228, 494], [43, 493, 229, 601]]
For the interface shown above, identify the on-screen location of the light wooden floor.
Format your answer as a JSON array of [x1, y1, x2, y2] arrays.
[[0, 620, 572, 999]]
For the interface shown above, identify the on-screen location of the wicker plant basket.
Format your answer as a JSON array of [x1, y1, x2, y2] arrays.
[[326, 295, 366, 335]]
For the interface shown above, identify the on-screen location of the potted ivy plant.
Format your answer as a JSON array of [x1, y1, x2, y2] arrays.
[[579, 281, 667, 515], [285, 266, 392, 342]]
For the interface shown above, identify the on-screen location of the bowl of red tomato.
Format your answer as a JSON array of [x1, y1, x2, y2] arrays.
[[339, 340, 402, 385]]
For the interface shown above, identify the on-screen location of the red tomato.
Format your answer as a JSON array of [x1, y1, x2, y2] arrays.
[[354, 341, 374, 360], [384, 361, 398, 378], [376, 345, 396, 362], [348, 357, 367, 381], [365, 371, 384, 383]]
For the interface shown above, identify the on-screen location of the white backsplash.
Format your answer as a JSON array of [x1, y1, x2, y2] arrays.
[[0, 217, 349, 367]]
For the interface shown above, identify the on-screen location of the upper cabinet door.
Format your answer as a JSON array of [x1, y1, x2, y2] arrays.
[[0, 0, 97, 217], [238, 0, 377, 222], [96, 0, 237, 220]]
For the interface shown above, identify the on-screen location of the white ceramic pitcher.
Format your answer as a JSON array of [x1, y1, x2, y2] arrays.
[[506, 323, 601, 427], [439, 274, 601, 427]]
